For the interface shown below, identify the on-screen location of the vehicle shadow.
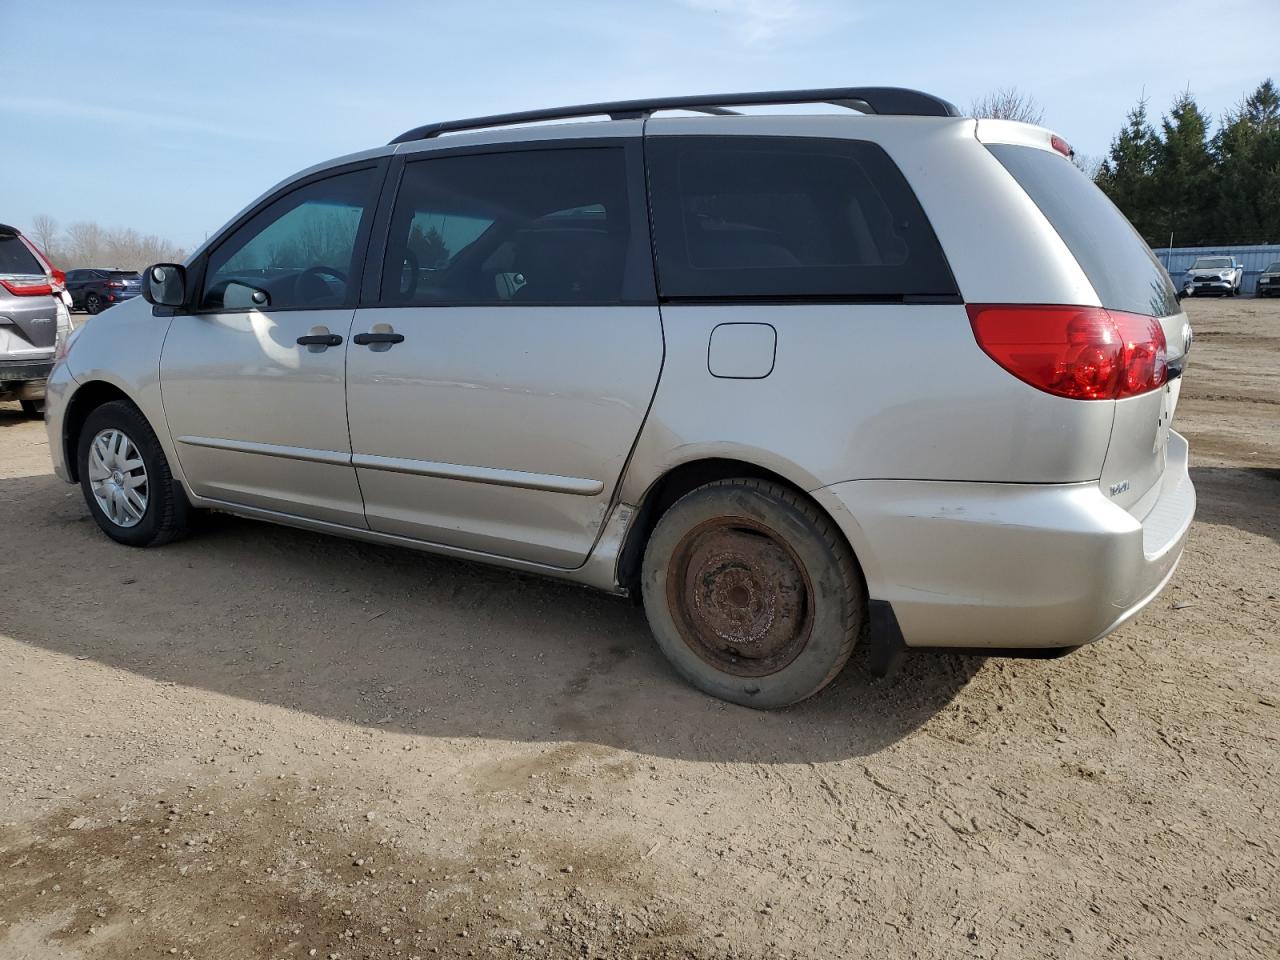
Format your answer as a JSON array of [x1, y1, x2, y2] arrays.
[[0, 406, 41, 430], [0, 471, 984, 764], [1188, 465, 1280, 546]]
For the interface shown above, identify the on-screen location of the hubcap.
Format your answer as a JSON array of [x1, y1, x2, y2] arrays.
[[666, 518, 814, 678], [87, 428, 148, 528]]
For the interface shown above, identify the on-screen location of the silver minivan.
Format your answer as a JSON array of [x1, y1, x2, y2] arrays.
[[43, 88, 1196, 707]]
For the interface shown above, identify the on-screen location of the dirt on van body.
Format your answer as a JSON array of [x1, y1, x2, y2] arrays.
[[1, 296, 1277, 960]]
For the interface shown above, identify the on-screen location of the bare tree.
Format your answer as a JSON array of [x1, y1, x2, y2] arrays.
[[50, 219, 185, 270], [64, 221, 106, 266], [28, 214, 60, 259], [970, 87, 1046, 125], [1072, 152, 1104, 182]]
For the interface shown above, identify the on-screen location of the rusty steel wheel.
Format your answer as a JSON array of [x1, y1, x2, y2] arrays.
[[665, 517, 815, 678], [641, 478, 866, 708]]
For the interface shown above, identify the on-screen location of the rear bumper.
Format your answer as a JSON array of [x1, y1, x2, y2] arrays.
[[813, 431, 1195, 649], [0, 358, 54, 399], [0, 358, 54, 383]]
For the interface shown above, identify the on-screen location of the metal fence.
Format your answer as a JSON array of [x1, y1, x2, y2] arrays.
[[1154, 244, 1280, 295]]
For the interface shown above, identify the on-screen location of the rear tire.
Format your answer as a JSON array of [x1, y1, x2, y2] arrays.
[[85, 292, 102, 315], [640, 478, 865, 708], [77, 400, 191, 547], [19, 398, 44, 418]]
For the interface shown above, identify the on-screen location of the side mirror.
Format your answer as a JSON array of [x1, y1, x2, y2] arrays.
[[142, 263, 187, 308]]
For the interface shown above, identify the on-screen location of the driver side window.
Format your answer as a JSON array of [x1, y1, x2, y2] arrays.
[[200, 167, 376, 311]]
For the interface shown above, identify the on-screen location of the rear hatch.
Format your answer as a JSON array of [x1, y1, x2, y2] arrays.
[[0, 229, 58, 353], [983, 138, 1188, 516], [109, 270, 143, 295]]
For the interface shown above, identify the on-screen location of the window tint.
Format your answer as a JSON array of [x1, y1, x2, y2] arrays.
[[988, 144, 1179, 318], [647, 136, 957, 301], [0, 235, 43, 275], [381, 147, 640, 305], [201, 167, 377, 311]]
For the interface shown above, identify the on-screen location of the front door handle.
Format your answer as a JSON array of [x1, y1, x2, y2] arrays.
[[352, 331, 405, 346], [296, 333, 343, 347]]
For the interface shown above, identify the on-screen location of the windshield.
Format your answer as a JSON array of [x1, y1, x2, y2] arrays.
[[1191, 258, 1232, 269], [1266, 262, 1280, 273]]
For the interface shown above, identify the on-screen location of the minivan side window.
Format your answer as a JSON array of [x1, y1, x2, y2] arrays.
[[200, 167, 377, 311], [380, 147, 643, 306], [646, 136, 958, 301]]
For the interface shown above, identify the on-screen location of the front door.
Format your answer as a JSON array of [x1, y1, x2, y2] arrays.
[[160, 164, 383, 527], [345, 142, 662, 568]]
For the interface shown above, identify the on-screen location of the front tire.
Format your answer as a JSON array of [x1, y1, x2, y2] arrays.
[[640, 478, 865, 708], [77, 400, 190, 547]]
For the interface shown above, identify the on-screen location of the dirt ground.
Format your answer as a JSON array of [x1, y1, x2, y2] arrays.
[[1, 297, 1276, 960]]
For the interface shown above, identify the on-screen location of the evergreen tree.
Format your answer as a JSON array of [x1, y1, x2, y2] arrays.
[[1098, 98, 1160, 241], [1151, 91, 1214, 245], [1097, 80, 1280, 244]]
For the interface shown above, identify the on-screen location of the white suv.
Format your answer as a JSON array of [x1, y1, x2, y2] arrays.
[[43, 88, 1195, 707]]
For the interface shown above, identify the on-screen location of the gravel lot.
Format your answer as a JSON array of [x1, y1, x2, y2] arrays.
[[1, 297, 1277, 960]]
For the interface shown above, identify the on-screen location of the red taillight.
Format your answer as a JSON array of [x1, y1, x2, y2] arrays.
[[105, 280, 126, 288], [968, 304, 1168, 401], [0, 277, 54, 296]]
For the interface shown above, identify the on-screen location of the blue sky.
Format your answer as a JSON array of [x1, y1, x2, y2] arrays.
[[3, 0, 1275, 251]]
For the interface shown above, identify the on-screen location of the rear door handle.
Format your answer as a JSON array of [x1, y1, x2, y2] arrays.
[[352, 331, 405, 345], [296, 333, 343, 347]]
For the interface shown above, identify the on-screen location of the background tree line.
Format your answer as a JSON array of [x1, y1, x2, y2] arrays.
[[974, 81, 1280, 247], [25, 214, 186, 272]]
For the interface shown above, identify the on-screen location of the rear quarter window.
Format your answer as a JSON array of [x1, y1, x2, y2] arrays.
[[646, 136, 958, 301], [0, 235, 43, 275], [987, 144, 1179, 318]]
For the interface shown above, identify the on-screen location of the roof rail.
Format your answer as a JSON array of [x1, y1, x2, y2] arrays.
[[389, 87, 960, 144]]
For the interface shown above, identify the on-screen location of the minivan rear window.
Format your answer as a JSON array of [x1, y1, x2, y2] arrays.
[[0, 234, 43, 275], [646, 136, 958, 302], [987, 144, 1179, 318]]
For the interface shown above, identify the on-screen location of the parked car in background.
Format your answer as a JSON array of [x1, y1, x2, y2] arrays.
[[1257, 261, 1280, 298], [1184, 256, 1243, 297], [1, 223, 72, 416], [44, 87, 1195, 706], [66, 268, 143, 314]]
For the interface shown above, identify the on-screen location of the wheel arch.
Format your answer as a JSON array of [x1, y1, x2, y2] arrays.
[[615, 456, 866, 601], [61, 380, 139, 482]]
